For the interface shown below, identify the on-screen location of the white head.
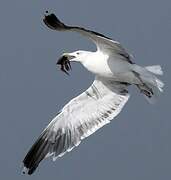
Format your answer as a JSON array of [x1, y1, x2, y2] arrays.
[[62, 50, 90, 62]]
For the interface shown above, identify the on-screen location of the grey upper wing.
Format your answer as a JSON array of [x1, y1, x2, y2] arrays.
[[43, 13, 133, 63]]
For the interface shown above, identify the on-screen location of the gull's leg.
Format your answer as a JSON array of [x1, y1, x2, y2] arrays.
[[136, 84, 153, 98], [132, 71, 154, 97]]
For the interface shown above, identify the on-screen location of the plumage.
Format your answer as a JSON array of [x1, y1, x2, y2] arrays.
[[22, 12, 164, 175]]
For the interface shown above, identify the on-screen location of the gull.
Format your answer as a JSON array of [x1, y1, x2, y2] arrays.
[[22, 12, 164, 175]]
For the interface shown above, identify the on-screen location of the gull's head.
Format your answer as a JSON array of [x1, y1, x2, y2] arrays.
[[57, 50, 89, 75], [65, 50, 88, 61]]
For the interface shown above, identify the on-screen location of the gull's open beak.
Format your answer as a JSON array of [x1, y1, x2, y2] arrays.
[[56, 54, 75, 75]]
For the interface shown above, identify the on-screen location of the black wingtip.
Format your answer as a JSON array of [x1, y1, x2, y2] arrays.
[[22, 131, 50, 175], [43, 11, 68, 31], [22, 164, 38, 175]]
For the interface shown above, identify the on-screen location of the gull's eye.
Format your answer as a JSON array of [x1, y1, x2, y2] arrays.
[[76, 52, 80, 55]]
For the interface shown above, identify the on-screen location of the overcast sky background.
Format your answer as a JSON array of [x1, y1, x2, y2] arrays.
[[0, 0, 170, 179]]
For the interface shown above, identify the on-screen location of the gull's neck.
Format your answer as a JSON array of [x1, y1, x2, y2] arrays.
[[80, 51, 109, 76]]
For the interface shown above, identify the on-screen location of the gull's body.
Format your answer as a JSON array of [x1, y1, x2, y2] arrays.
[[22, 12, 164, 175], [75, 51, 138, 83]]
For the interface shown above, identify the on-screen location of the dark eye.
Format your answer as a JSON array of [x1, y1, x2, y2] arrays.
[[76, 52, 80, 55]]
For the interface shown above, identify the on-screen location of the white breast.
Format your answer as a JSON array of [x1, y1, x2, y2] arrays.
[[81, 51, 114, 77]]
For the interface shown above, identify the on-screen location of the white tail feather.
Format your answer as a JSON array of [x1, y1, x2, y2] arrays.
[[145, 65, 163, 75], [155, 78, 164, 92]]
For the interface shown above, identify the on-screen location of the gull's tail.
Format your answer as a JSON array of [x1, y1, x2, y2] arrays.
[[132, 64, 164, 104]]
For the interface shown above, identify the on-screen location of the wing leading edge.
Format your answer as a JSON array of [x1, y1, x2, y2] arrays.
[[43, 12, 133, 63]]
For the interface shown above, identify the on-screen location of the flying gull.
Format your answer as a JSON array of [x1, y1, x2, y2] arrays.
[[22, 11, 164, 175]]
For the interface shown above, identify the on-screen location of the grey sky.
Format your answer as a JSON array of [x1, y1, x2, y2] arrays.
[[0, 0, 170, 179]]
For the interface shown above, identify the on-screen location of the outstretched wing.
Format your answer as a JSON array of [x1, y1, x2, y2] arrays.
[[23, 76, 130, 175], [43, 13, 133, 63]]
